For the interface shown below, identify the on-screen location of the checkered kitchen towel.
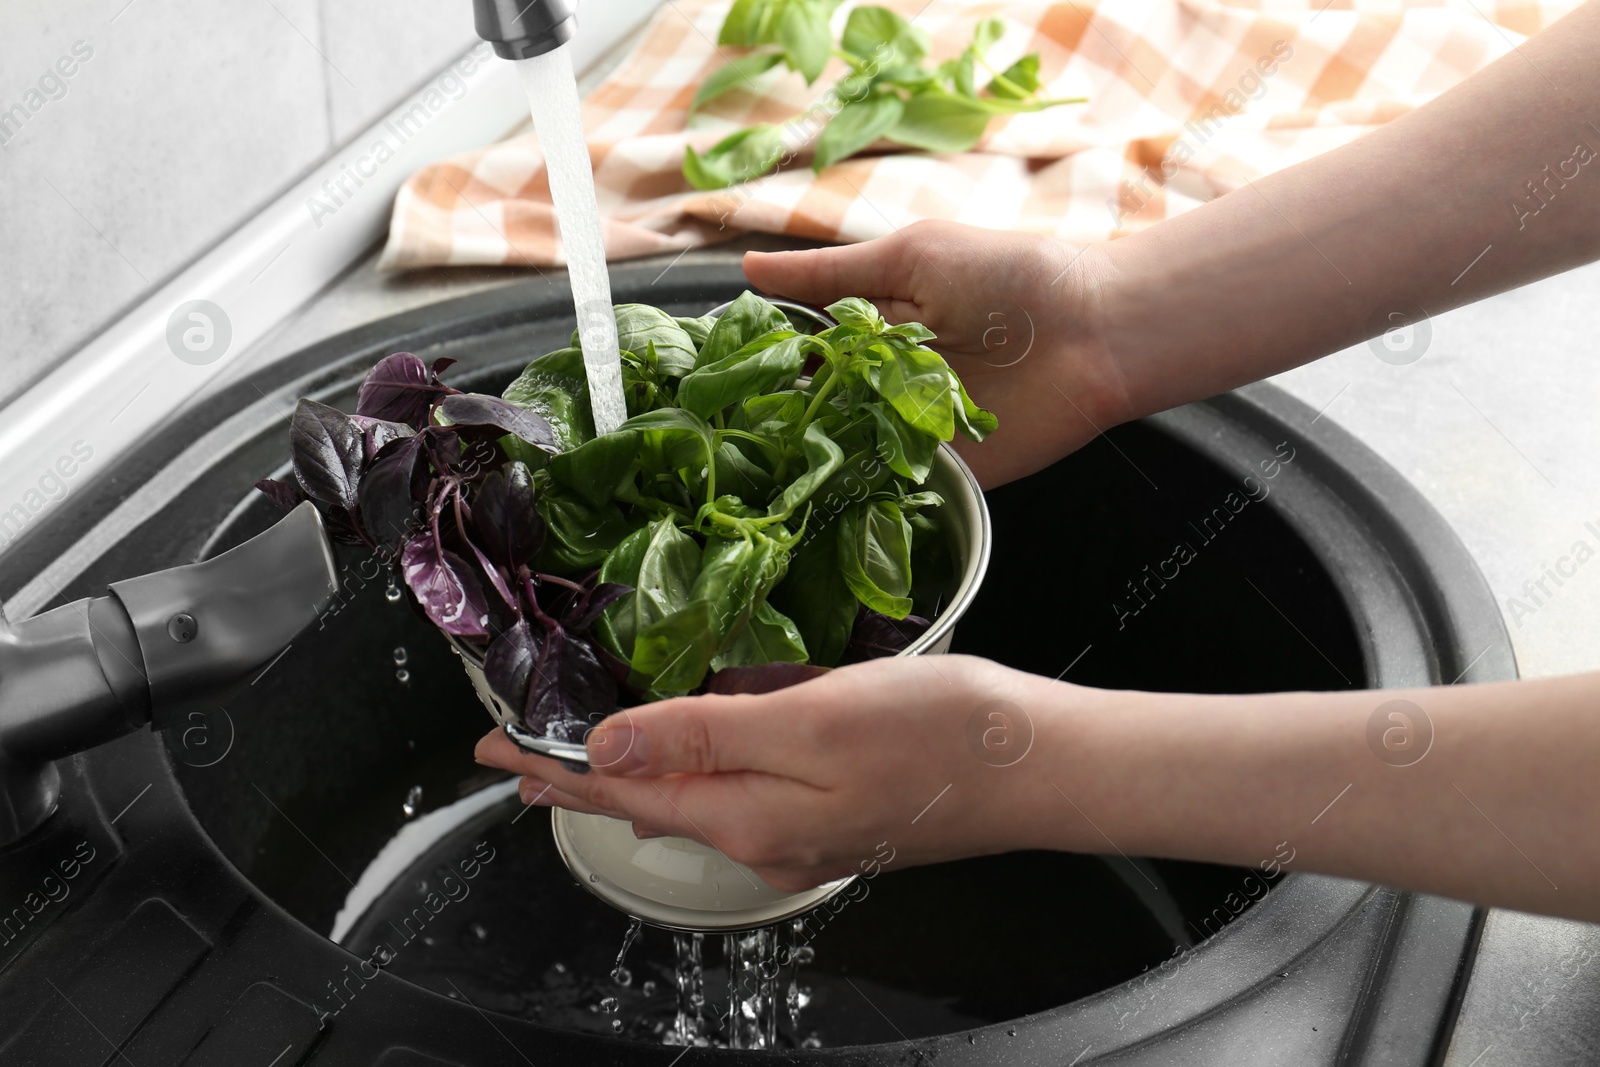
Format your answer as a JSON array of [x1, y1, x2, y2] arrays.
[[378, 0, 1578, 270]]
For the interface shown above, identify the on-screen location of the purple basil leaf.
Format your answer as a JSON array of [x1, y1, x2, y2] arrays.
[[463, 532, 518, 613], [474, 464, 546, 567], [350, 414, 416, 461], [842, 607, 931, 663], [564, 580, 633, 633], [357, 352, 447, 428], [290, 398, 365, 511], [431, 356, 458, 377], [707, 662, 831, 695], [484, 619, 538, 713], [358, 434, 428, 549], [400, 534, 490, 636], [526, 629, 616, 741], [437, 393, 560, 453], [255, 477, 306, 514], [422, 426, 464, 475]]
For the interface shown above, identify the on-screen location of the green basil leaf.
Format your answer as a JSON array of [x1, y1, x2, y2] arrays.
[[537, 485, 638, 571], [632, 601, 720, 694], [611, 304, 699, 376], [741, 389, 807, 435], [888, 88, 991, 153], [719, 0, 770, 45], [841, 5, 928, 66], [825, 297, 884, 331], [815, 92, 904, 171], [971, 16, 1005, 54], [990, 53, 1041, 99], [620, 517, 702, 660], [838, 500, 914, 618], [676, 313, 719, 351], [714, 439, 777, 501], [778, 0, 832, 84], [878, 344, 956, 440], [866, 402, 936, 482], [547, 429, 639, 509], [811, 446, 896, 519], [699, 290, 791, 366], [951, 372, 998, 441], [770, 524, 857, 665], [623, 407, 717, 474], [678, 332, 808, 418], [884, 321, 936, 343], [768, 421, 845, 521], [692, 49, 785, 114], [684, 124, 786, 190], [593, 523, 651, 659], [502, 347, 593, 451], [712, 599, 809, 670]]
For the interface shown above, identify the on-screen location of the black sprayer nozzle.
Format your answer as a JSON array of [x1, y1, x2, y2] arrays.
[[472, 0, 578, 60], [0, 503, 337, 847]]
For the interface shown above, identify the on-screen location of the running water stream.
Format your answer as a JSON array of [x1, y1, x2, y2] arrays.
[[515, 44, 628, 436], [515, 46, 820, 1048]]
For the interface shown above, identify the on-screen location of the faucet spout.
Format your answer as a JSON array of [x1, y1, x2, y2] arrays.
[[472, 0, 577, 60]]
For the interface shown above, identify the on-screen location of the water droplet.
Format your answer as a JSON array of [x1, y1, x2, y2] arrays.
[[393, 646, 409, 665], [553, 962, 568, 974], [611, 1019, 623, 1033], [600, 996, 619, 1014], [793, 945, 815, 965], [1007, 1028, 1017, 1037], [402, 785, 423, 818], [385, 580, 403, 603], [641, 980, 657, 997], [589, 873, 598, 883], [395, 668, 411, 684], [470, 922, 489, 944], [613, 966, 632, 987]]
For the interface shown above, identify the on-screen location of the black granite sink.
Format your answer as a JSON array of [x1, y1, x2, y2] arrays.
[[0, 259, 1513, 1066]]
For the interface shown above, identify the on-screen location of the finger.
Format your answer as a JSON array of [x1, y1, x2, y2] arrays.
[[585, 692, 817, 777], [517, 777, 626, 819], [743, 243, 918, 316]]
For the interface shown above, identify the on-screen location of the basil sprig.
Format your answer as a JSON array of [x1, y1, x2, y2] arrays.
[[262, 292, 995, 742], [685, 4, 1085, 190]]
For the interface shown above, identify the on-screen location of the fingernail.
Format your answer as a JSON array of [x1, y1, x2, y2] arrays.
[[634, 827, 665, 840], [518, 778, 548, 805], [588, 725, 648, 774]]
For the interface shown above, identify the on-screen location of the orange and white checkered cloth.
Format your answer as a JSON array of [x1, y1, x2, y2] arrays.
[[378, 0, 1577, 270]]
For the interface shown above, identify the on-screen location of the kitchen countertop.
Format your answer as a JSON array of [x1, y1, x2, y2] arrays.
[[203, 240, 1600, 1066]]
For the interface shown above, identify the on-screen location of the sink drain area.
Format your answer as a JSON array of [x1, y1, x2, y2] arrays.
[[0, 260, 1513, 1066]]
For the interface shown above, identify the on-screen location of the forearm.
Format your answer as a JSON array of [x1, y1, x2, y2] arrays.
[[1029, 674, 1600, 919], [1095, 0, 1600, 420]]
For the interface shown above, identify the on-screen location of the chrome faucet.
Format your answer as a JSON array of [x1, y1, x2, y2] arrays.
[[0, 503, 337, 848]]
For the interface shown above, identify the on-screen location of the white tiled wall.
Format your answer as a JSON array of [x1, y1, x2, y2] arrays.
[[0, 0, 481, 394]]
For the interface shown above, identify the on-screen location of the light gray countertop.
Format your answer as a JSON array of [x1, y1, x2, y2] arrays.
[[207, 241, 1599, 1066]]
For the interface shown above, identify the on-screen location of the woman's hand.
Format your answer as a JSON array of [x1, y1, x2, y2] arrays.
[[474, 655, 1062, 892], [743, 222, 1129, 489]]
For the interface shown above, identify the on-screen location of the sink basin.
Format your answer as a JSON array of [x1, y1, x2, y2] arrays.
[[0, 259, 1513, 1066]]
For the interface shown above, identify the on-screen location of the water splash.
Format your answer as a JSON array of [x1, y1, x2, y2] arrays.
[[611, 916, 642, 987], [384, 578, 403, 603], [668, 932, 707, 1046], [402, 785, 423, 819], [515, 44, 627, 435]]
